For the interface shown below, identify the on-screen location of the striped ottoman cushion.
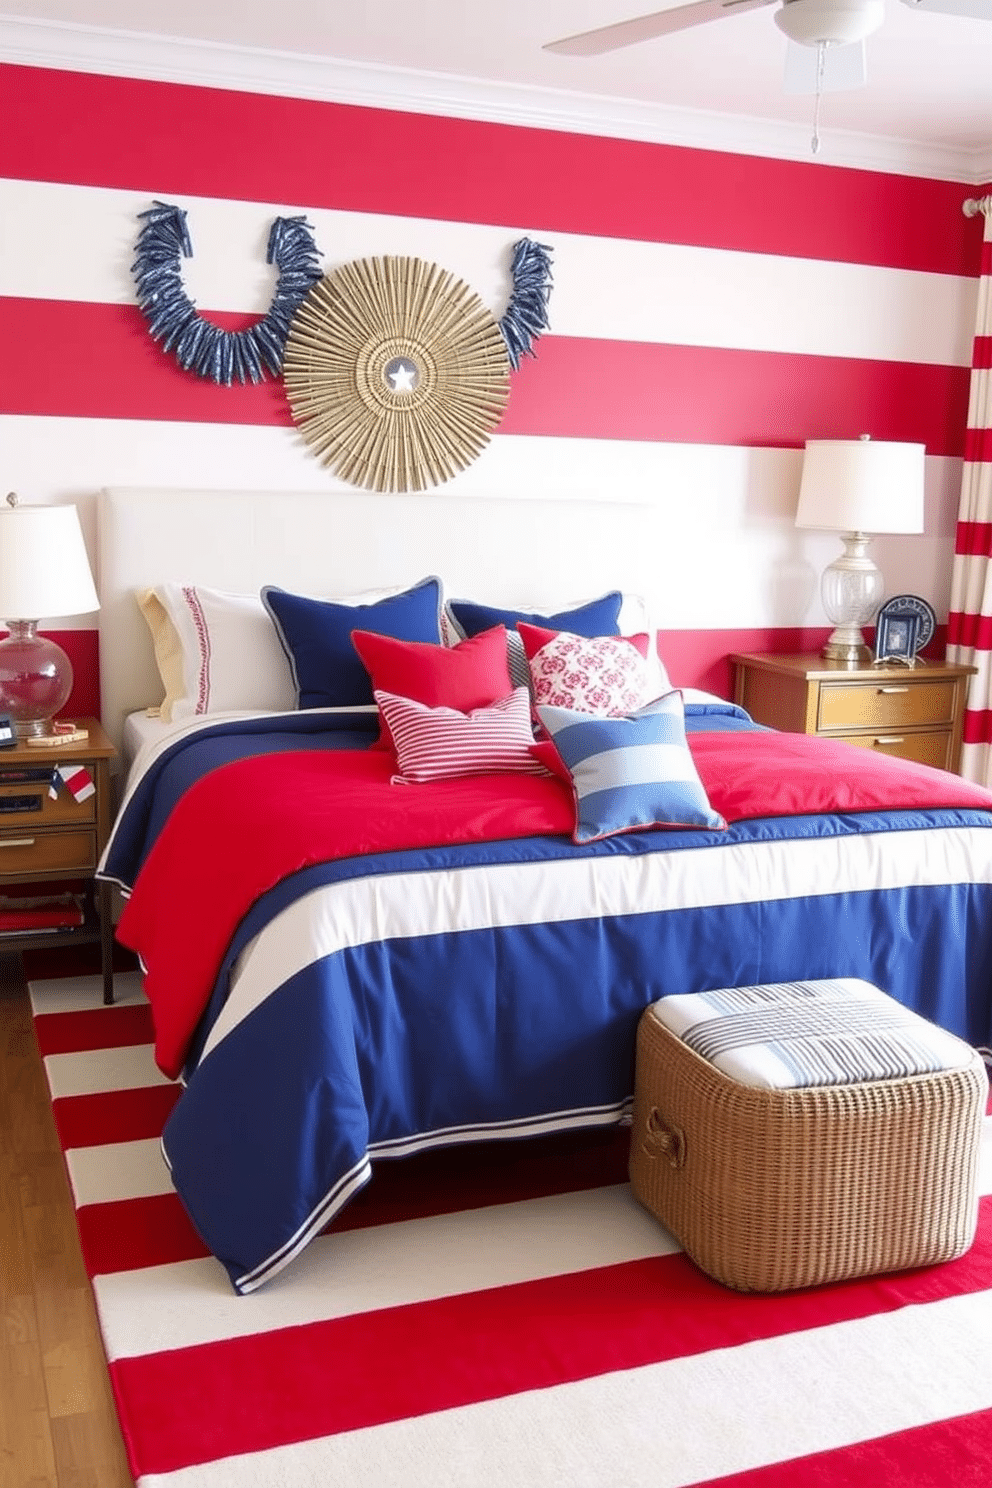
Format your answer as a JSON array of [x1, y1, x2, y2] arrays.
[[651, 977, 975, 1089]]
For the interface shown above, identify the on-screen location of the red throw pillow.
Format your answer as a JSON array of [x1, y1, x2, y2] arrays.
[[529, 738, 572, 784], [352, 625, 514, 751]]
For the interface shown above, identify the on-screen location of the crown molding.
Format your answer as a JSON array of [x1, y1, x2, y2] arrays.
[[0, 13, 987, 184]]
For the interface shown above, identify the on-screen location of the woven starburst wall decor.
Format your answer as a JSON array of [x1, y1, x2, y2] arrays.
[[283, 252, 538, 492]]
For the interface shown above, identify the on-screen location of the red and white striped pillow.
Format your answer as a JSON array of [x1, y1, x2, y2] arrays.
[[374, 687, 548, 784]]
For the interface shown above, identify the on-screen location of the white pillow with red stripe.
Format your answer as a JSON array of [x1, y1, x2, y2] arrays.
[[374, 687, 548, 784], [137, 584, 296, 721]]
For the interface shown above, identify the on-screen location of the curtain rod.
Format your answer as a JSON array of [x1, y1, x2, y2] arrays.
[[963, 195, 991, 217]]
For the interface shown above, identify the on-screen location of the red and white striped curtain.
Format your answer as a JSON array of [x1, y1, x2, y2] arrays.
[[947, 195, 992, 784]]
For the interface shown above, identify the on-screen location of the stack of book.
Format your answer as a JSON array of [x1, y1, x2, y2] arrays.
[[0, 893, 85, 933]]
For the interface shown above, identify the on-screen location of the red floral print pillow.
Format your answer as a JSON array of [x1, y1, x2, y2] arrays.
[[517, 622, 653, 716]]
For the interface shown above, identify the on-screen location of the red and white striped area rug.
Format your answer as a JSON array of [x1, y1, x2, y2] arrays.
[[30, 971, 992, 1488]]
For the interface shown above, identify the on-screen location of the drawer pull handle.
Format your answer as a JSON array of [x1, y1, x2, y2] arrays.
[[879, 686, 910, 695], [0, 836, 35, 847], [874, 737, 904, 746]]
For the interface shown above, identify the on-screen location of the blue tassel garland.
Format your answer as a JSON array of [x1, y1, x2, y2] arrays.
[[498, 238, 554, 370], [131, 201, 323, 386]]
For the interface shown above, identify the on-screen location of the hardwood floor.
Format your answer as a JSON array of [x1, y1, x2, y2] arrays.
[[0, 951, 133, 1488]]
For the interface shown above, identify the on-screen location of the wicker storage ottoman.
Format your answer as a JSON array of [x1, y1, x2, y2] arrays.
[[629, 978, 988, 1292]]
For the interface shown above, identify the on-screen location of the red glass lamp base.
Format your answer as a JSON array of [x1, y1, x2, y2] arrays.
[[0, 620, 74, 737]]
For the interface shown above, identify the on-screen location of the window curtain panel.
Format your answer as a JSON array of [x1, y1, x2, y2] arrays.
[[947, 195, 992, 785]]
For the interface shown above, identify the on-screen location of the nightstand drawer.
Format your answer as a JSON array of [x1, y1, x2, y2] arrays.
[[817, 680, 957, 732], [0, 780, 96, 827], [834, 731, 953, 770], [0, 829, 97, 876]]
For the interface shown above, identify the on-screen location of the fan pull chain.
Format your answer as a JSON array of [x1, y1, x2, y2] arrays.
[[810, 40, 828, 156]]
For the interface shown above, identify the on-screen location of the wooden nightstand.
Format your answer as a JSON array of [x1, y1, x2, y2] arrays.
[[0, 718, 117, 1002], [731, 653, 976, 775]]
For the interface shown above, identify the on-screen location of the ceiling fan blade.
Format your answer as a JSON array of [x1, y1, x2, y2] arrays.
[[899, 0, 992, 16], [783, 38, 867, 93], [543, 0, 778, 55]]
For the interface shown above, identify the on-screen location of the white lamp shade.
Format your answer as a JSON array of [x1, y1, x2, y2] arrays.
[[794, 439, 926, 536], [0, 502, 100, 621]]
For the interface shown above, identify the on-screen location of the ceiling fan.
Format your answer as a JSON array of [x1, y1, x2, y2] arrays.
[[544, 0, 992, 58], [544, 0, 992, 148]]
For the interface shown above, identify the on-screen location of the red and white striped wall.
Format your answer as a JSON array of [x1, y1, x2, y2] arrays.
[[0, 57, 987, 708]]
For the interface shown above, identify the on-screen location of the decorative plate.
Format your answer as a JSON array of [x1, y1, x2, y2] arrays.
[[877, 594, 936, 653], [282, 255, 511, 492]]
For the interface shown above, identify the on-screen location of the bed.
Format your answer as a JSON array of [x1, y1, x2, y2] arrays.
[[95, 486, 992, 1295]]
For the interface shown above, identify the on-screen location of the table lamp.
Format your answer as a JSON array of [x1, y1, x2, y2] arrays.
[[0, 493, 100, 737], [794, 436, 925, 663]]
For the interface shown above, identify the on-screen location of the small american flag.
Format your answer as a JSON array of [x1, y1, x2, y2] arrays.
[[49, 764, 96, 803]]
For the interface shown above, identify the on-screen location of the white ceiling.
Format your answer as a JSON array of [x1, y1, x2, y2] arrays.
[[3, 0, 992, 178]]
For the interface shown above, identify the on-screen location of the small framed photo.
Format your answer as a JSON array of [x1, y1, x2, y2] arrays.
[[874, 609, 920, 665]]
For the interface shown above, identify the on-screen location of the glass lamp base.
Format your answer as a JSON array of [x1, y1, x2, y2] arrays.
[[0, 620, 74, 737], [819, 532, 884, 667]]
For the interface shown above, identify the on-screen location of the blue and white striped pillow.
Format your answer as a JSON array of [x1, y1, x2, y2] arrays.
[[536, 690, 726, 844]]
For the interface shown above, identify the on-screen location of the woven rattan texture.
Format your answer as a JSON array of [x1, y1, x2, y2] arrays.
[[629, 1002, 987, 1292]]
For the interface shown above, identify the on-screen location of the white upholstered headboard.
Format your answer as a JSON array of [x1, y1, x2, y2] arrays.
[[97, 486, 663, 751]]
